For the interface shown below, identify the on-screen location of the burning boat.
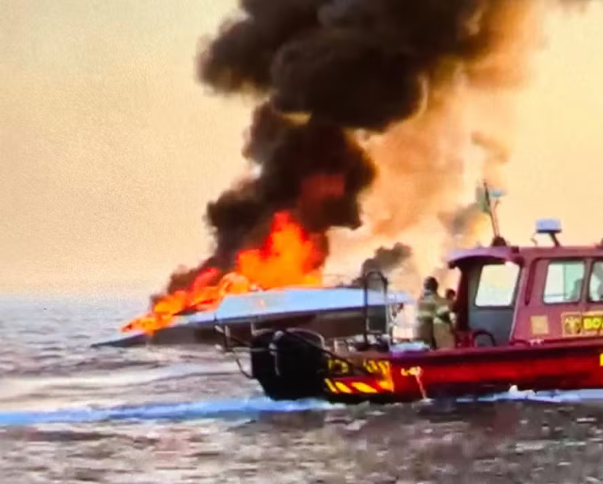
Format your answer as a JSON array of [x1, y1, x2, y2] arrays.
[[94, 210, 415, 349], [93, 283, 413, 349], [227, 218, 603, 403]]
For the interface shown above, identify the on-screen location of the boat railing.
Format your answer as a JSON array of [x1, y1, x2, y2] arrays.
[[362, 269, 391, 342]]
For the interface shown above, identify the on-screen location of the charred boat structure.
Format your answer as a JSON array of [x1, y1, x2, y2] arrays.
[[93, 279, 412, 351]]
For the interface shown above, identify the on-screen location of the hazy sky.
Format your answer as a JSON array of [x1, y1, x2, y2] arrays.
[[1, 0, 252, 293], [3, 1, 603, 296]]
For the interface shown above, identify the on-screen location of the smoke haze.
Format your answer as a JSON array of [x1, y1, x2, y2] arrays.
[[190, 0, 589, 296]]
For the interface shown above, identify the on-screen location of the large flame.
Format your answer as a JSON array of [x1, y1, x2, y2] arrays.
[[121, 211, 322, 334]]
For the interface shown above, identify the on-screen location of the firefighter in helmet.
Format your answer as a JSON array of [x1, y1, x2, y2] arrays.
[[416, 277, 456, 349]]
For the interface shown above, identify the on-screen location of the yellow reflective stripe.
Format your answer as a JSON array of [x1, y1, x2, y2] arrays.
[[350, 382, 378, 393], [376, 379, 394, 391], [335, 382, 352, 393], [324, 379, 338, 393]]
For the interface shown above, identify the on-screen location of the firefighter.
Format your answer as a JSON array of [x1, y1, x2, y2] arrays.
[[416, 277, 455, 349], [434, 293, 456, 350]]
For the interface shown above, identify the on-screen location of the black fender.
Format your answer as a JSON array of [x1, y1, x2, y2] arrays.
[[250, 328, 328, 401]]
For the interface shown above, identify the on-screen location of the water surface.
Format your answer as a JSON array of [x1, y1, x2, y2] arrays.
[[1, 293, 601, 483]]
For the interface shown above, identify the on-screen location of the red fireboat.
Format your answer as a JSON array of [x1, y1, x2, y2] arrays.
[[231, 205, 603, 403]]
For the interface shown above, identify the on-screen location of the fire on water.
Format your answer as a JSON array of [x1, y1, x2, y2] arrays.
[[121, 211, 323, 334]]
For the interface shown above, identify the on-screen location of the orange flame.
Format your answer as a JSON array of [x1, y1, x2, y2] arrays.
[[121, 211, 323, 334]]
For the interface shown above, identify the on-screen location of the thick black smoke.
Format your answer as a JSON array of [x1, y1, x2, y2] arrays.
[[348, 242, 413, 288], [155, 0, 585, 298], [199, 0, 326, 94], [360, 243, 413, 274], [196, 0, 535, 269], [359, 242, 412, 278], [200, 0, 527, 129], [205, 103, 375, 264]]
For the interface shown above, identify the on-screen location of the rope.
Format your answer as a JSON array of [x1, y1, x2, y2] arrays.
[[413, 367, 428, 400], [231, 347, 254, 379]]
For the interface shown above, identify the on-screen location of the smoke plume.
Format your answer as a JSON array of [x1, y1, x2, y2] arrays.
[[198, 1, 529, 276], [206, 103, 375, 255], [360, 243, 413, 275], [346, 242, 414, 289], [201, 1, 537, 127], [160, 0, 590, 300]]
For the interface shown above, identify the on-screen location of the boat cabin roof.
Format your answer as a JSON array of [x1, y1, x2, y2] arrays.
[[447, 218, 603, 268], [447, 244, 603, 269]]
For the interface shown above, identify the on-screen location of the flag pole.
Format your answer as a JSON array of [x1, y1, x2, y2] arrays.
[[482, 180, 500, 240]]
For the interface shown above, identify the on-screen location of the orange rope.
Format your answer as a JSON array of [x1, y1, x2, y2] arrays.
[[413, 368, 428, 400]]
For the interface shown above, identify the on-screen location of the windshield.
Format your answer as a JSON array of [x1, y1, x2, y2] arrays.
[[589, 261, 603, 301], [543, 260, 585, 304], [475, 263, 520, 307]]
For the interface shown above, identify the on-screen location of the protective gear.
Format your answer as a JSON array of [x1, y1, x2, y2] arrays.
[[433, 300, 456, 349], [416, 291, 438, 347], [416, 285, 455, 349]]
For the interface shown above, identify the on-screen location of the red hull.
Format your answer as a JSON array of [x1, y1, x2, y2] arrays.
[[324, 340, 603, 403]]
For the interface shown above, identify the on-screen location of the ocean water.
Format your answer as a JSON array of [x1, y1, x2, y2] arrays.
[[1, 293, 603, 483]]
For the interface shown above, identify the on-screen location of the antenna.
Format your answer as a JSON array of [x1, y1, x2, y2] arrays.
[[481, 181, 506, 246]]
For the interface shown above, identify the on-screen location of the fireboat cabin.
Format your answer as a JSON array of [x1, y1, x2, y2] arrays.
[[450, 218, 603, 347]]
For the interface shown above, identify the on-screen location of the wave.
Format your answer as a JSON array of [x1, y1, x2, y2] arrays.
[[1, 387, 603, 427], [0, 396, 342, 426], [0, 362, 236, 397]]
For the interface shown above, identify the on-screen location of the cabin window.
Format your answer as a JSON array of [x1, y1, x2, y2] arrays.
[[475, 263, 520, 307], [588, 260, 603, 302], [543, 260, 585, 304]]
